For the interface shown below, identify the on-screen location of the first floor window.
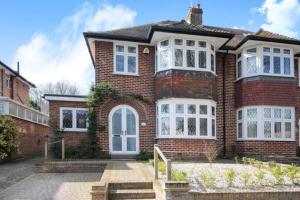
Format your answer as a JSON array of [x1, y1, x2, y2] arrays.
[[157, 99, 216, 138], [60, 108, 88, 131], [237, 106, 295, 141], [114, 44, 138, 74]]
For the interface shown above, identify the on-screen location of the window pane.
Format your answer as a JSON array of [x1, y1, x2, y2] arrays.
[[200, 118, 207, 136], [247, 121, 257, 138], [112, 109, 122, 135], [198, 51, 206, 68], [264, 108, 271, 118], [247, 56, 257, 75], [247, 108, 257, 119], [284, 57, 290, 75], [212, 119, 216, 136], [263, 47, 270, 53], [161, 117, 170, 135], [284, 49, 290, 54], [116, 55, 125, 72], [116, 45, 124, 52], [274, 109, 281, 119], [264, 121, 271, 138], [175, 39, 183, 45], [200, 105, 207, 114], [263, 56, 270, 73], [175, 49, 183, 67], [63, 110, 73, 128], [238, 122, 243, 138], [128, 56, 136, 73], [238, 110, 243, 120], [128, 46, 136, 53], [127, 138, 136, 151], [76, 110, 88, 128], [188, 118, 196, 135], [176, 104, 184, 114], [160, 40, 169, 46], [186, 50, 195, 67], [126, 109, 136, 135], [211, 45, 215, 51], [161, 104, 169, 114], [186, 40, 195, 46], [247, 48, 257, 53], [188, 104, 196, 114], [274, 122, 281, 138], [285, 122, 291, 138], [198, 41, 206, 48], [237, 61, 242, 78], [212, 106, 215, 116], [160, 49, 169, 68], [211, 54, 215, 71], [273, 48, 280, 53], [176, 117, 184, 135], [273, 56, 281, 74], [284, 109, 291, 119]]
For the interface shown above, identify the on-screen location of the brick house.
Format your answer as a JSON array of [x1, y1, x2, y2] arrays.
[[45, 4, 300, 159], [0, 60, 50, 156]]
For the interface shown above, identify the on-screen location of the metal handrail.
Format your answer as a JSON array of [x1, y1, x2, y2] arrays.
[[44, 138, 65, 160], [154, 144, 171, 181]]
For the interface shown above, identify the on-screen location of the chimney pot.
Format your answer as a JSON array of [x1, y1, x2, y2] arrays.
[[186, 3, 203, 25]]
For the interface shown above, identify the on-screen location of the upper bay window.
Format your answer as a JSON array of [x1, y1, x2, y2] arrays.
[[157, 38, 216, 73], [156, 99, 216, 139], [60, 107, 88, 131], [237, 46, 294, 79], [114, 43, 138, 75]]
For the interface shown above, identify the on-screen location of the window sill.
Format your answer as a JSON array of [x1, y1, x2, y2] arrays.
[[113, 72, 139, 76], [235, 74, 295, 82], [156, 68, 216, 75], [236, 138, 295, 142], [62, 129, 88, 132], [155, 136, 217, 140]]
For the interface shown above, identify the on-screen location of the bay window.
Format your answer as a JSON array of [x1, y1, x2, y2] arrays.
[[157, 38, 215, 73], [237, 46, 294, 79], [237, 106, 295, 141], [157, 99, 216, 138], [60, 107, 88, 131], [114, 43, 138, 75]]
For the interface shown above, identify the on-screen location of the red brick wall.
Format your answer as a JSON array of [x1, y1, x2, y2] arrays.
[[13, 117, 51, 156], [48, 100, 88, 146]]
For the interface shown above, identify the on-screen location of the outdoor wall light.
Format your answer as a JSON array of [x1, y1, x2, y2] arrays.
[[143, 47, 150, 54]]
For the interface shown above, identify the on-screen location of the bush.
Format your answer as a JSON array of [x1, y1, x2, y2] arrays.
[[285, 164, 300, 184], [268, 161, 277, 169], [234, 156, 241, 164], [199, 170, 215, 188], [255, 169, 265, 185], [172, 170, 187, 181], [241, 171, 251, 186], [158, 161, 166, 175], [136, 150, 153, 161], [0, 116, 18, 160], [148, 159, 154, 166], [270, 166, 285, 185], [225, 168, 236, 187], [203, 145, 219, 165]]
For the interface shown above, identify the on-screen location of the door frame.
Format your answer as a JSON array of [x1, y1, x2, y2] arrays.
[[108, 105, 140, 155]]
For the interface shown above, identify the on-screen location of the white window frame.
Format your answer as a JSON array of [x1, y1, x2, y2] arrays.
[[5, 74, 11, 89], [60, 107, 88, 132], [157, 38, 216, 74], [113, 43, 139, 76], [236, 45, 294, 80], [156, 98, 217, 139], [236, 106, 295, 141]]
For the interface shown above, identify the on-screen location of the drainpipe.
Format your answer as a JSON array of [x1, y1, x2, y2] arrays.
[[222, 50, 229, 157]]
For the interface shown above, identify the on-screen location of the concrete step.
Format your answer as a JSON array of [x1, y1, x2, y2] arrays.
[[109, 182, 153, 190], [109, 189, 156, 199]]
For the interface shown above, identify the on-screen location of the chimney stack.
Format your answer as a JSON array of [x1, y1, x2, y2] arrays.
[[185, 3, 203, 26], [17, 61, 20, 74]]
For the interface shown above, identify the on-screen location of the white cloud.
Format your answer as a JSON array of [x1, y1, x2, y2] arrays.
[[258, 0, 300, 38], [12, 3, 137, 94], [248, 20, 255, 25]]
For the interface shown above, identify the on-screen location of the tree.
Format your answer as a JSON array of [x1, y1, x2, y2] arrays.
[[0, 116, 18, 160]]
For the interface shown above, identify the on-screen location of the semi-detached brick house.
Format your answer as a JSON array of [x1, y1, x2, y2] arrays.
[[45, 4, 300, 159]]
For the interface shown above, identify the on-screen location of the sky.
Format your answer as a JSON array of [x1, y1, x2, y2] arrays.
[[1, 0, 300, 94]]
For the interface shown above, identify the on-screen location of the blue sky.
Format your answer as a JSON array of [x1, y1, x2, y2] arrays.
[[0, 0, 300, 93]]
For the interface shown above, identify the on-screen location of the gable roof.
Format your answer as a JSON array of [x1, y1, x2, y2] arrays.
[[0, 60, 36, 88], [84, 20, 300, 51]]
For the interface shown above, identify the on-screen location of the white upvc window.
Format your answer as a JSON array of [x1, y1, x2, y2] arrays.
[[5, 74, 11, 89], [114, 43, 138, 75], [236, 106, 295, 141], [157, 38, 216, 73], [156, 98, 216, 139], [236, 46, 294, 79], [60, 107, 88, 131]]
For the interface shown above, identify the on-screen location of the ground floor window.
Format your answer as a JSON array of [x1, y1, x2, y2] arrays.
[[237, 106, 295, 141], [156, 98, 216, 139], [60, 107, 88, 131]]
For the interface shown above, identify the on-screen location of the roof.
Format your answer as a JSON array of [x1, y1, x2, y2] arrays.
[[43, 94, 87, 102], [0, 60, 36, 88], [84, 20, 300, 50]]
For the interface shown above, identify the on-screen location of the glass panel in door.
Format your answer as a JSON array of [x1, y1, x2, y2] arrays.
[[112, 108, 122, 151], [126, 108, 136, 151]]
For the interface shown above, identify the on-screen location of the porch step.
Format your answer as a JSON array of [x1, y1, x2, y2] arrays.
[[111, 154, 137, 159], [109, 189, 156, 199], [109, 182, 153, 190]]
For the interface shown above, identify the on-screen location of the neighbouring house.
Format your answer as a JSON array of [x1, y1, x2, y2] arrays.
[[45, 4, 300, 159], [0, 60, 50, 156]]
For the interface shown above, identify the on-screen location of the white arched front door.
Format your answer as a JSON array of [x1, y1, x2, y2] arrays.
[[109, 105, 139, 155]]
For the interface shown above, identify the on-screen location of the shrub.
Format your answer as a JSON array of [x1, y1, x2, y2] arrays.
[[240, 171, 251, 186], [254, 160, 263, 169], [172, 170, 187, 181], [0, 116, 18, 160], [136, 150, 153, 161], [158, 161, 166, 175], [148, 159, 154, 166], [199, 170, 215, 188], [203, 145, 219, 166], [255, 169, 265, 185], [270, 166, 285, 185], [225, 168, 236, 187], [268, 161, 277, 169], [285, 164, 300, 184], [234, 156, 241, 164], [242, 157, 250, 165]]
